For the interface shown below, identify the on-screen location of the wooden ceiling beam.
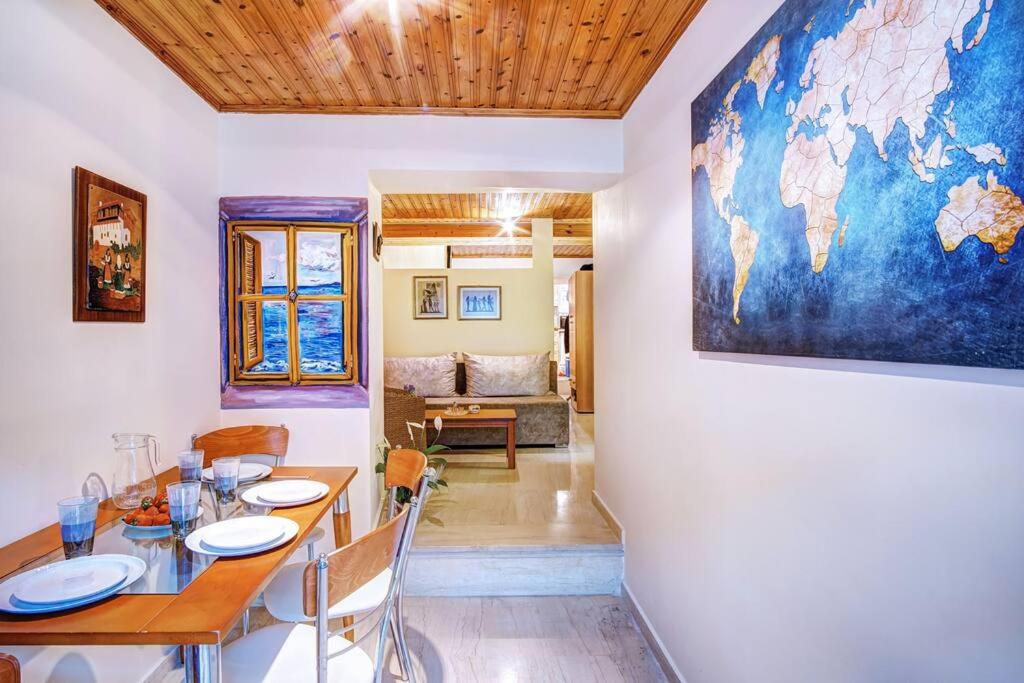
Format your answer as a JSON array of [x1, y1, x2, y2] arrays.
[[384, 236, 591, 247], [382, 224, 592, 239]]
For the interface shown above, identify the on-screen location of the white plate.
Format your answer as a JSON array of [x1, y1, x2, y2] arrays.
[[15, 559, 129, 605], [185, 517, 299, 557], [249, 480, 329, 506], [0, 555, 147, 615], [201, 517, 286, 551], [201, 462, 272, 483], [122, 507, 204, 532]]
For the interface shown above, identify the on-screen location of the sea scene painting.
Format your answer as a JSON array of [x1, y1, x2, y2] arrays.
[[691, 0, 1024, 368], [86, 185, 143, 312], [245, 231, 345, 374]]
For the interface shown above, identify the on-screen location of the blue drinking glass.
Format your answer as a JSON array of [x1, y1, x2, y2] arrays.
[[211, 456, 241, 505], [57, 496, 99, 559], [177, 449, 204, 483], [166, 481, 202, 540]]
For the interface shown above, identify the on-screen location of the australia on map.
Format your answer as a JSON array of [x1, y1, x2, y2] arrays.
[[690, 0, 1024, 369]]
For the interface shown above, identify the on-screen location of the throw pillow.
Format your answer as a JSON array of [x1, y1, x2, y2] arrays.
[[464, 353, 549, 397], [384, 354, 458, 397]]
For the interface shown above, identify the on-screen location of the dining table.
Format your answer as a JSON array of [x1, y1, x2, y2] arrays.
[[0, 465, 357, 683]]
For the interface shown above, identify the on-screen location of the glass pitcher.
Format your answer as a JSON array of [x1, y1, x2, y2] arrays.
[[111, 433, 161, 509]]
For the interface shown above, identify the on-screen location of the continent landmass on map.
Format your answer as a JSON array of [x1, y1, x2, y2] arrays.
[[781, 0, 1022, 277], [935, 171, 1024, 254], [691, 35, 781, 323]]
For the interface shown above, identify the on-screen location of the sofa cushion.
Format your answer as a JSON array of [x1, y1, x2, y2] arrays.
[[463, 353, 549, 397], [384, 354, 458, 398], [455, 361, 558, 394]]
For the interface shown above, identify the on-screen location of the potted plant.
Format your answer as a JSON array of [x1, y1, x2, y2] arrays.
[[375, 415, 449, 505]]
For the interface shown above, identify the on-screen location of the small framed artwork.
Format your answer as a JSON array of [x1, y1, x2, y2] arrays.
[[413, 276, 448, 319], [72, 166, 147, 322], [458, 286, 502, 320]]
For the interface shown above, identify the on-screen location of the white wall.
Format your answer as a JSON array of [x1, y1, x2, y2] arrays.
[[218, 115, 623, 197], [0, 0, 220, 680], [593, 1, 1024, 681]]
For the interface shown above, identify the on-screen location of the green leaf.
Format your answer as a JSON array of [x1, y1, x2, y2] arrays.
[[426, 481, 440, 490], [423, 444, 450, 455], [437, 479, 449, 488], [374, 463, 386, 474]]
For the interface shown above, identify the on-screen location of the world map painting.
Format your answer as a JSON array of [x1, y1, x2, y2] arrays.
[[691, 0, 1024, 368]]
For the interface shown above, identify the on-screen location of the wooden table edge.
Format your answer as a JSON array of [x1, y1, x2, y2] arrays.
[[0, 466, 358, 647]]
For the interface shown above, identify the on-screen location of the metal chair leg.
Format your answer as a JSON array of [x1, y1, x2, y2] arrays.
[[242, 608, 250, 636], [373, 605, 392, 683], [392, 592, 415, 683]]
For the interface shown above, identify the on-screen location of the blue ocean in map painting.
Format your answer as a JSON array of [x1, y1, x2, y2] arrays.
[[691, 0, 1024, 368], [251, 285, 345, 374]]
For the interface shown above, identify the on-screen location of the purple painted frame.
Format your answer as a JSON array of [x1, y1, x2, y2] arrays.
[[219, 196, 369, 409]]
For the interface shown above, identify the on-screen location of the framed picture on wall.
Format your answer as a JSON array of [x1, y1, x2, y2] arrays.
[[72, 166, 147, 322], [458, 286, 501, 320], [413, 276, 448, 319]]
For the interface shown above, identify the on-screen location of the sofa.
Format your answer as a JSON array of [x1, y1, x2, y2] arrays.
[[383, 357, 570, 449]]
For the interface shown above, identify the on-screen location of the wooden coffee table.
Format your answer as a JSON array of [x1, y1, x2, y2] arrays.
[[426, 408, 518, 469]]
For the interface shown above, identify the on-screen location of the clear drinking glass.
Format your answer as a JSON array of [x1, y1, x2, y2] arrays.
[[212, 456, 241, 504], [166, 481, 202, 540], [58, 496, 99, 559], [177, 449, 204, 482]]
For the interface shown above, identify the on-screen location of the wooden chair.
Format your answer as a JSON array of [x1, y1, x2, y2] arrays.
[[263, 449, 429, 682], [0, 654, 19, 683], [221, 493, 425, 682], [194, 425, 320, 635], [193, 425, 289, 468]]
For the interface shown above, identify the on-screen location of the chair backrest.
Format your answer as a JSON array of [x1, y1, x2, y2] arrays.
[[384, 449, 427, 521], [0, 654, 20, 683], [193, 425, 289, 468], [385, 449, 427, 491], [301, 505, 410, 618]]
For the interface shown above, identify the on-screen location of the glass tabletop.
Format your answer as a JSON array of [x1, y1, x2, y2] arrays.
[[19, 477, 285, 596]]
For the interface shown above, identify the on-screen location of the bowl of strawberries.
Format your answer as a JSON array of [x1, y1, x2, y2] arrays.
[[122, 491, 172, 529]]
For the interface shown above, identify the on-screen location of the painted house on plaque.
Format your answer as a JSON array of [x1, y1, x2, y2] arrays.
[[92, 201, 132, 247]]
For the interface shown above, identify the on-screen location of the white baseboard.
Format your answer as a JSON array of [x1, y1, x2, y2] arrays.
[[591, 489, 624, 543], [622, 582, 687, 683]]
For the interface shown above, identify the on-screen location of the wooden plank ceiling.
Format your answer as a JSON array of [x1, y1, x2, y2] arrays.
[[382, 190, 592, 257], [97, 0, 706, 118]]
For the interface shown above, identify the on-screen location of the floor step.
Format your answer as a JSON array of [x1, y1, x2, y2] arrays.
[[405, 543, 624, 597]]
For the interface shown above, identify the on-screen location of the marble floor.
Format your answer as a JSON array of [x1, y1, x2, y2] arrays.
[[416, 412, 620, 548], [157, 595, 667, 683], [388, 594, 666, 682]]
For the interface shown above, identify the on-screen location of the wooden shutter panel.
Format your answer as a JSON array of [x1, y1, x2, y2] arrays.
[[239, 234, 264, 370]]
